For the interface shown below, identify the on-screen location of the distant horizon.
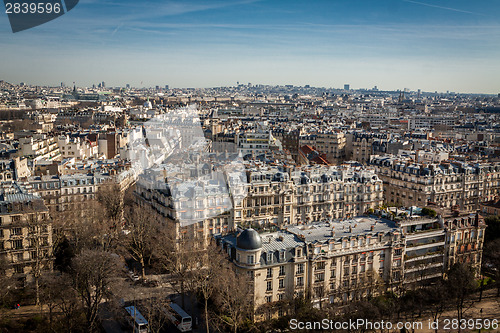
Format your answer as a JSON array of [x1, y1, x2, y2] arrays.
[[2, 1, 500, 94], [3, 79, 498, 96]]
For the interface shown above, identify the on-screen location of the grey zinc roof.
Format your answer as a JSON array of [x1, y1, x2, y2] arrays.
[[287, 217, 399, 243], [259, 231, 303, 252]]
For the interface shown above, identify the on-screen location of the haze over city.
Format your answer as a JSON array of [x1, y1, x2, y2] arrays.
[[1, 0, 500, 93]]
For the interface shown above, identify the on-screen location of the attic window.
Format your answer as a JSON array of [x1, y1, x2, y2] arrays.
[[279, 250, 285, 261]]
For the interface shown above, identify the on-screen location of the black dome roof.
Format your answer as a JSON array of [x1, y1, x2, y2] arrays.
[[237, 228, 262, 250]]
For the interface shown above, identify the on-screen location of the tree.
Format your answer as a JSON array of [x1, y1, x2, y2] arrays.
[[155, 223, 201, 309], [0, 254, 13, 307], [446, 263, 476, 327], [26, 209, 52, 305], [421, 207, 437, 217], [39, 272, 84, 332], [484, 215, 500, 244], [424, 278, 449, 333], [194, 242, 225, 333], [137, 291, 171, 333], [96, 183, 124, 228], [70, 249, 120, 332], [212, 262, 252, 333], [482, 238, 500, 297], [124, 204, 159, 280]]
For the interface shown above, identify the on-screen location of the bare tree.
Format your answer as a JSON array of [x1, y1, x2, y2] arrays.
[[52, 199, 117, 252], [124, 204, 159, 279], [483, 238, 500, 297], [446, 263, 476, 330], [70, 249, 120, 332], [155, 224, 201, 309], [194, 241, 225, 333], [39, 272, 84, 332], [26, 210, 52, 305], [137, 290, 171, 333], [425, 278, 448, 333], [96, 183, 124, 228], [0, 254, 13, 307], [212, 262, 252, 333]]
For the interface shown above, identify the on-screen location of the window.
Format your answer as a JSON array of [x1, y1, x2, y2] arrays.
[[265, 296, 272, 303], [267, 268, 273, 278], [279, 279, 284, 289], [236, 253, 240, 262], [247, 255, 254, 264], [315, 273, 325, 282], [296, 276, 304, 286], [330, 269, 336, 279], [13, 240, 23, 250], [14, 265, 24, 274], [266, 281, 272, 291], [11, 228, 22, 236], [280, 250, 285, 261], [267, 252, 273, 263], [296, 248, 302, 257], [296, 263, 304, 274], [278, 294, 284, 301], [279, 265, 285, 276]]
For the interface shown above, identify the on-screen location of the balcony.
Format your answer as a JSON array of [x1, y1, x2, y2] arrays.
[[404, 262, 443, 273], [406, 241, 445, 251]]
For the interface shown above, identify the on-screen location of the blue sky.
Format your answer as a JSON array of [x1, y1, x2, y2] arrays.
[[1, 0, 500, 93]]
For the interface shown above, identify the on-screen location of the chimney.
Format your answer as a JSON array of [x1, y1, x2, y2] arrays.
[[371, 225, 375, 231]]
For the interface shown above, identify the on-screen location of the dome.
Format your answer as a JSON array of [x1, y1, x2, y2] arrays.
[[237, 228, 262, 250]]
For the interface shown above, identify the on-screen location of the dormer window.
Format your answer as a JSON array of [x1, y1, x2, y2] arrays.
[[267, 252, 273, 263], [279, 250, 286, 261]]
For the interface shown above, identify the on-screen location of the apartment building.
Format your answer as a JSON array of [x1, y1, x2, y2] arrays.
[[236, 130, 278, 158], [218, 217, 402, 319], [18, 135, 61, 162], [371, 155, 500, 212], [346, 132, 389, 165], [0, 185, 52, 282], [218, 212, 485, 320], [58, 135, 98, 160], [0, 157, 30, 181], [299, 132, 346, 164]]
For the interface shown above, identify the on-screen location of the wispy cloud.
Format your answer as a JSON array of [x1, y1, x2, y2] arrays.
[[403, 0, 486, 16]]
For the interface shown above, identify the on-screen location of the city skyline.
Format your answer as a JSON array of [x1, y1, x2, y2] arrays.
[[1, 0, 500, 93]]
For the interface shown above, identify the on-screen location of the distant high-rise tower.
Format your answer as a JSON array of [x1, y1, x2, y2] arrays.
[[344, 84, 350, 90], [102, 81, 105, 88], [165, 85, 169, 90], [126, 84, 130, 89]]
